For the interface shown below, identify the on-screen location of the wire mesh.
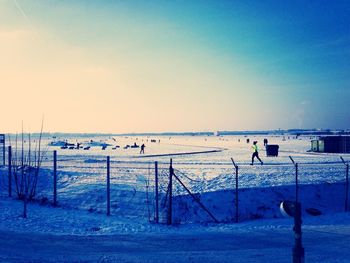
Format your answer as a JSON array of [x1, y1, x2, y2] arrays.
[[167, 162, 348, 223], [109, 158, 157, 220], [298, 163, 347, 214], [1, 146, 349, 224], [234, 164, 296, 221], [51, 154, 107, 213]]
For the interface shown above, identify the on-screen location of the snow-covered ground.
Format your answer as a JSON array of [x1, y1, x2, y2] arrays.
[[0, 197, 350, 262], [0, 134, 349, 262], [1, 134, 348, 222]]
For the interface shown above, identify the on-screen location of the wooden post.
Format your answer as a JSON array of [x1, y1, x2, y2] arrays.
[[8, 146, 12, 197], [107, 156, 111, 216], [155, 161, 159, 223], [167, 159, 173, 225], [53, 150, 57, 206]]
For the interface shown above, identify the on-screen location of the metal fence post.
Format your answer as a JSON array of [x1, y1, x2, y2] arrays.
[[107, 156, 111, 216], [155, 161, 159, 223], [235, 165, 239, 223], [8, 146, 12, 197], [0, 143, 3, 191], [53, 150, 57, 206], [289, 156, 304, 262], [167, 159, 173, 225], [293, 202, 305, 263], [2, 134, 5, 166], [231, 158, 239, 223], [346, 164, 349, 212], [289, 156, 298, 203], [295, 163, 299, 203], [341, 157, 349, 212]]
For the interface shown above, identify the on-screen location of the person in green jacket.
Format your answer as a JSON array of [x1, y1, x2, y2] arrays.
[[251, 141, 263, 165]]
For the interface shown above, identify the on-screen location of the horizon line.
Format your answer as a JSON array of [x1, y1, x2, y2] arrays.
[[2, 128, 349, 137]]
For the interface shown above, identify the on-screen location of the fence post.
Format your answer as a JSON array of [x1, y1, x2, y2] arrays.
[[235, 165, 239, 223], [53, 150, 57, 206], [2, 134, 5, 166], [289, 156, 304, 262], [341, 157, 349, 212], [346, 164, 349, 212], [155, 161, 159, 223], [289, 156, 299, 203], [167, 159, 173, 225], [8, 146, 12, 197], [107, 156, 111, 216], [231, 158, 239, 223], [293, 202, 305, 263], [295, 163, 299, 203]]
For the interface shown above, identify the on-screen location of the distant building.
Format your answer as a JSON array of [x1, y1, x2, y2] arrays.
[[311, 136, 350, 153]]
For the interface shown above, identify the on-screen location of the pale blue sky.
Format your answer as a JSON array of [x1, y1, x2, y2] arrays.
[[0, 0, 349, 133]]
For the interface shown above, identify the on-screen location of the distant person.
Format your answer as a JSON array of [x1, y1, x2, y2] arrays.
[[140, 144, 145, 154], [263, 138, 268, 146], [251, 141, 263, 165]]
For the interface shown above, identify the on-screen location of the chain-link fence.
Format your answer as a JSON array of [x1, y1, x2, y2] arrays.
[[161, 160, 349, 224], [1, 148, 349, 224], [298, 163, 346, 214]]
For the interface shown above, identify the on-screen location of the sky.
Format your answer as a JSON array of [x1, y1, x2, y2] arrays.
[[0, 0, 349, 133]]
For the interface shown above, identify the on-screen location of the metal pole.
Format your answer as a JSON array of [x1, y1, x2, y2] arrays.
[[3, 135, 5, 166], [295, 163, 299, 203], [155, 161, 159, 223], [341, 157, 349, 212], [235, 165, 239, 223], [8, 146, 12, 197], [346, 163, 349, 212], [289, 156, 298, 203], [53, 150, 57, 206], [167, 159, 173, 225], [289, 156, 304, 262], [231, 158, 239, 223], [293, 202, 305, 263], [107, 156, 111, 216]]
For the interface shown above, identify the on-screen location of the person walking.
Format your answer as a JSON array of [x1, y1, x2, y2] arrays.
[[140, 144, 145, 154], [251, 141, 263, 165]]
